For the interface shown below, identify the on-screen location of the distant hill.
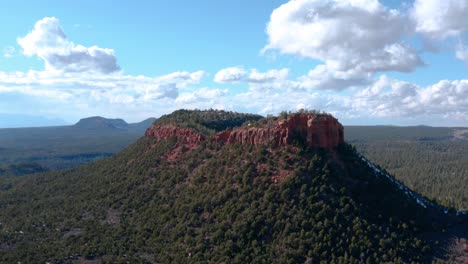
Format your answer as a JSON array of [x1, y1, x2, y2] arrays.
[[73, 116, 157, 131], [73, 116, 129, 129], [0, 110, 465, 263], [345, 125, 465, 142], [346, 125, 468, 210], [0, 116, 156, 171]]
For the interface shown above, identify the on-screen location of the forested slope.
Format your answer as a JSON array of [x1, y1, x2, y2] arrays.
[[346, 126, 468, 210], [0, 111, 465, 263]]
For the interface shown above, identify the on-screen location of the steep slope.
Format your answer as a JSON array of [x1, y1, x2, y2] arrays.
[[129, 118, 157, 131], [0, 110, 465, 263], [346, 125, 468, 210]]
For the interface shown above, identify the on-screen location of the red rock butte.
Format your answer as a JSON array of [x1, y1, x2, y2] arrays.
[[214, 114, 344, 148], [145, 113, 344, 149], [145, 125, 205, 145]]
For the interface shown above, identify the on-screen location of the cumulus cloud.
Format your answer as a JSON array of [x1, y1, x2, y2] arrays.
[[214, 67, 293, 91], [143, 83, 179, 100], [412, 0, 468, 39], [157, 71, 205, 86], [0, 68, 211, 122], [232, 74, 468, 125], [410, 0, 468, 64], [353, 76, 468, 119], [2, 65, 468, 125], [0, 17, 215, 122], [3, 14, 468, 125], [247, 68, 289, 83], [297, 63, 372, 91], [245, 68, 293, 92], [214, 67, 247, 83], [0, 69, 205, 104], [17, 17, 120, 73], [262, 0, 468, 89], [263, 0, 423, 85], [353, 76, 422, 117], [175, 88, 228, 104]]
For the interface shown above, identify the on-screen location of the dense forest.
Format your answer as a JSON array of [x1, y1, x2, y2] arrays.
[[0, 162, 47, 177], [2, 112, 466, 216], [0, 110, 464, 263], [154, 109, 263, 134], [346, 126, 468, 210]]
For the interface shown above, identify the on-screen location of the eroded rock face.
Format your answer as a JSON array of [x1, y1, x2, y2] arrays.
[[145, 125, 205, 145], [214, 114, 344, 148], [145, 114, 344, 149]]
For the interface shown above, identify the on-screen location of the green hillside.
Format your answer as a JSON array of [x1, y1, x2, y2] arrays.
[[0, 110, 465, 263], [346, 126, 468, 210]]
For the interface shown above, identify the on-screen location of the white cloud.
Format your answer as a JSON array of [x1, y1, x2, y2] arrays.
[[226, 73, 468, 125], [0, 69, 209, 122], [247, 68, 288, 83], [2, 64, 468, 125], [3, 14, 468, 126], [17, 17, 120, 74], [297, 63, 371, 91], [352, 76, 468, 119], [261, 0, 468, 91], [412, 0, 468, 39], [175, 87, 228, 104], [143, 83, 178, 100], [196, 87, 228, 99], [0, 69, 205, 107], [353, 76, 421, 117], [244, 68, 293, 92], [214, 67, 247, 83], [263, 0, 422, 85], [411, 0, 468, 64], [214, 67, 293, 91], [157, 71, 205, 87], [0, 17, 213, 122]]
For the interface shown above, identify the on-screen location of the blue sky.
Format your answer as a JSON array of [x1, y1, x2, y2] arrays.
[[0, 0, 467, 127]]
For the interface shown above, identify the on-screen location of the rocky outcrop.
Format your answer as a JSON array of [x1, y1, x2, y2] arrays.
[[145, 114, 344, 149], [214, 114, 344, 148], [145, 125, 205, 145]]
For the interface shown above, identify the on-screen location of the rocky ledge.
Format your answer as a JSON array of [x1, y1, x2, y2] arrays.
[[145, 113, 344, 149], [214, 114, 344, 148], [145, 125, 205, 145]]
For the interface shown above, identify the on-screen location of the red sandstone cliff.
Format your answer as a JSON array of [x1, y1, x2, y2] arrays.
[[145, 114, 344, 149], [145, 125, 205, 145], [214, 114, 344, 148]]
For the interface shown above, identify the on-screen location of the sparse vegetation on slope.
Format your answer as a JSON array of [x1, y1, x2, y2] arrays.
[[0, 110, 464, 263]]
